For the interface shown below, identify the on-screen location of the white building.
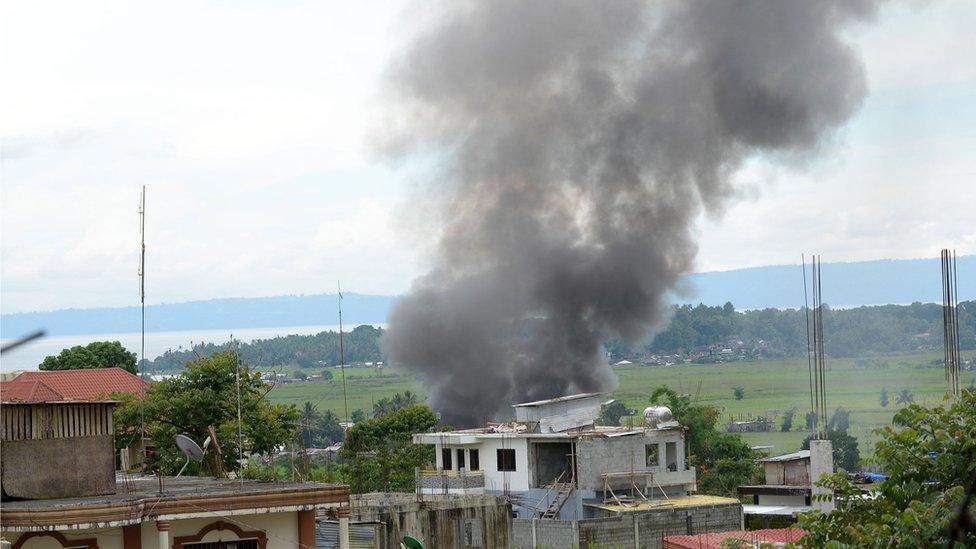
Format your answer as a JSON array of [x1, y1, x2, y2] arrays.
[[413, 393, 697, 520]]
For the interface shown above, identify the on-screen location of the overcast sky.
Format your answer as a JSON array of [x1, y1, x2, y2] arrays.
[[2, 0, 975, 314]]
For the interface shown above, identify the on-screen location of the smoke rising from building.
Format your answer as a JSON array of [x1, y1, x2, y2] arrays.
[[381, 0, 884, 426]]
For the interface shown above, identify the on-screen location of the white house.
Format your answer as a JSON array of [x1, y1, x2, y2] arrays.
[[412, 393, 697, 520]]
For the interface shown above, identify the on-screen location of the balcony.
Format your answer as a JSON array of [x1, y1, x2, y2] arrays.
[[416, 469, 485, 495]]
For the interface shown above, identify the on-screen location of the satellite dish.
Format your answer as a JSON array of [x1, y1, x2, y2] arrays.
[[175, 434, 206, 478], [176, 435, 205, 461]]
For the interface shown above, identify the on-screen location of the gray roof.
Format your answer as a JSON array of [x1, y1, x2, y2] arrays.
[[512, 392, 605, 407], [758, 450, 810, 463]]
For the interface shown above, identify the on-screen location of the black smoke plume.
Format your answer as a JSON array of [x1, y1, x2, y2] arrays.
[[381, 0, 883, 426]]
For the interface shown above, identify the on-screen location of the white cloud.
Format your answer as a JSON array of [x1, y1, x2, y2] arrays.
[[2, 0, 974, 313]]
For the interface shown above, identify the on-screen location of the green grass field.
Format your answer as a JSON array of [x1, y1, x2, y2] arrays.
[[268, 352, 975, 459]]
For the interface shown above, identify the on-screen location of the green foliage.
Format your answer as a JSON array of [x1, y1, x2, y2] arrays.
[[372, 391, 420, 418], [612, 300, 976, 358], [40, 340, 138, 374], [350, 409, 366, 423], [781, 408, 797, 432], [798, 390, 976, 546], [598, 401, 631, 426], [149, 324, 384, 371], [828, 408, 851, 432], [297, 402, 344, 448], [733, 386, 745, 400], [880, 387, 889, 408], [896, 389, 915, 405], [801, 430, 860, 473], [115, 351, 297, 475], [340, 405, 437, 493], [650, 386, 759, 496]]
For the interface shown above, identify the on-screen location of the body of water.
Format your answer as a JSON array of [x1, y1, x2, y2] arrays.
[[0, 323, 383, 372]]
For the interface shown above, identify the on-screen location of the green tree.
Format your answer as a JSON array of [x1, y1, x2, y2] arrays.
[[294, 371, 308, 381], [350, 409, 366, 423], [827, 407, 851, 432], [650, 386, 759, 496], [115, 351, 297, 475], [298, 402, 321, 448], [798, 390, 976, 546], [40, 341, 138, 374], [732, 386, 745, 400], [880, 386, 889, 408], [340, 405, 437, 493], [781, 408, 797, 432], [896, 388, 915, 405], [801, 429, 860, 472], [598, 401, 631, 426], [373, 391, 420, 418]]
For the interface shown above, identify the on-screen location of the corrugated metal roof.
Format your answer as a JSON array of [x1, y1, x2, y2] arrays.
[[13, 367, 148, 400], [512, 392, 605, 407], [758, 449, 810, 463], [316, 520, 379, 549]]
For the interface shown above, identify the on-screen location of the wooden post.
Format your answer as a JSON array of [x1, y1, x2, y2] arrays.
[[123, 524, 142, 549], [297, 510, 315, 549]]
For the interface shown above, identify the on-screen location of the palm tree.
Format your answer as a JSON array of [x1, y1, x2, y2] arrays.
[[298, 401, 321, 447], [896, 389, 914, 406]]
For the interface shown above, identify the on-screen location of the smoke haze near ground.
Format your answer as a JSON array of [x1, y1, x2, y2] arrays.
[[381, 0, 886, 426]]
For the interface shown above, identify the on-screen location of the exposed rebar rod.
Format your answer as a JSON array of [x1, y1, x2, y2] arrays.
[[802, 254, 815, 430]]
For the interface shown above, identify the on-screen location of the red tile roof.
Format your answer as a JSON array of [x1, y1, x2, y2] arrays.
[[0, 380, 65, 403], [663, 528, 807, 548], [12, 367, 149, 400]]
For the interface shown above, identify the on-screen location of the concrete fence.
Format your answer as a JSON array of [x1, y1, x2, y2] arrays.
[[512, 502, 742, 549]]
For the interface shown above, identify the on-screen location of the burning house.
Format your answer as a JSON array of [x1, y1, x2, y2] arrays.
[[413, 393, 698, 520]]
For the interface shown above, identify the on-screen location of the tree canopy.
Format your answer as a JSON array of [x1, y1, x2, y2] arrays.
[[115, 351, 297, 475], [40, 340, 138, 374], [340, 405, 437, 493], [798, 390, 976, 546], [650, 386, 759, 496], [148, 324, 384, 371]]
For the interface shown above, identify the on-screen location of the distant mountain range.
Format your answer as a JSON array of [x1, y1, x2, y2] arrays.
[[2, 256, 972, 337]]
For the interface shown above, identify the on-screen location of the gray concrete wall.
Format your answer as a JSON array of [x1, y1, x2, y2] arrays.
[[346, 493, 511, 549], [1, 435, 115, 499], [510, 502, 741, 549], [575, 431, 683, 492]]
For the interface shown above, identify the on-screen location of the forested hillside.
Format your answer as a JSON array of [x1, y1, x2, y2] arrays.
[[145, 302, 975, 371], [148, 324, 383, 371], [608, 300, 975, 361]]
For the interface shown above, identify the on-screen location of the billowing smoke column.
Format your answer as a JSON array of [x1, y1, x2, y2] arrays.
[[382, 0, 882, 426]]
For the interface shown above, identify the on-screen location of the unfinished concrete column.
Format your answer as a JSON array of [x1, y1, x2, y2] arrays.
[[809, 439, 835, 513], [297, 510, 315, 549], [337, 506, 350, 549], [156, 520, 171, 549]]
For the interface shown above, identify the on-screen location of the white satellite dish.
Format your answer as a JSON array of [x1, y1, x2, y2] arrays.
[[175, 434, 205, 478]]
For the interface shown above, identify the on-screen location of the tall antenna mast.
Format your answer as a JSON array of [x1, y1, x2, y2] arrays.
[[138, 186, 147, 454], [337, 282, 349, 425]]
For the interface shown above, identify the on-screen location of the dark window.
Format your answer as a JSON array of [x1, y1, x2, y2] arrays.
[[469, 449, 480, 471], [645, 444, 659, 467], [497, 448, 516, 471], [457, 448, 466, 470], [442, 448, 453, 470]]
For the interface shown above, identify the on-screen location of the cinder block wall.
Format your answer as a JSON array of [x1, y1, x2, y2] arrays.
[[511, 502, 741, 549]]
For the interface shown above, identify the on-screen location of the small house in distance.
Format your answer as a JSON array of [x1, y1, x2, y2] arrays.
[[412, 393, 698, 520], [737, 443, 834, 527]]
